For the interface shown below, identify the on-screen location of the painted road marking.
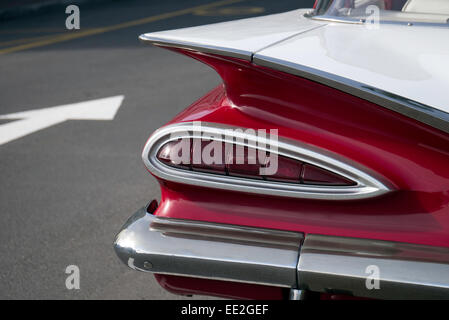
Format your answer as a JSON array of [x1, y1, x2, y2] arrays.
[[0, 95, 124, 146], [0, 0, 245, 55], [0, 33, 65, 47], [0, 28, 70, 34]]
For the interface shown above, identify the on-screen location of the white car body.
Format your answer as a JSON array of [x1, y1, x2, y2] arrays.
[[141, 8, 449, 132]]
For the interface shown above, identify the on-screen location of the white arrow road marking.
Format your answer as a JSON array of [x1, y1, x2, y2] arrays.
[[0, 95, 124, 146]]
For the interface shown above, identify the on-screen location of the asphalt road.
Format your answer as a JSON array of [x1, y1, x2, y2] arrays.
[[0, 0, 313, 299]]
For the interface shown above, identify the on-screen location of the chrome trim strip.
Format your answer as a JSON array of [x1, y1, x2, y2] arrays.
[[252, 55, 449, 134], [307, 13, 449, 28], [139, 34, 252, 61], [114, 207, 303, 287], [142, 122, 391, 200], [298, 234, 449, 299]]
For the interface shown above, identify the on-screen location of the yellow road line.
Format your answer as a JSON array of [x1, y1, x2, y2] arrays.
[[0, 33, 65, 47], [0, 0, 244, 55], [0, 28, 70, 34]]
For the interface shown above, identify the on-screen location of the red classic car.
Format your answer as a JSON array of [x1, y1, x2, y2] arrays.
[[114, 0, 449, 300]]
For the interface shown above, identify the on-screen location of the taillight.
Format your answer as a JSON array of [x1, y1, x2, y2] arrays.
[[191, 139, 226, 175], [156, 139, 355, 186], [144, 123, 390, 200], [156, 139, 190, 169], [226, 145, 265, 179], [264, 155, 302, 183], [301, 164, 355, 186]]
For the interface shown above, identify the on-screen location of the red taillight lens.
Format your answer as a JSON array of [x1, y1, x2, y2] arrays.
[[226, 145, 264, 179], [301, 164, 355, 186], [191, 139, 226, 175], [157, 139, 191, 169], [156, 140, 355, 186], [264, 155, 302, 183]]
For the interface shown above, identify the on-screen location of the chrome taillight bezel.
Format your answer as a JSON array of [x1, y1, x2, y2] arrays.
[[142, 122, 392, 200]]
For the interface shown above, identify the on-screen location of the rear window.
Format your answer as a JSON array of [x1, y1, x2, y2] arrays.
[[312, 0, 449, 24]]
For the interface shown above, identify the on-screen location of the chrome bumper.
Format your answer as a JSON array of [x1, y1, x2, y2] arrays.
[[114, 207, 303, 288], [299, 235, 449, 299], [114, 207, 449, 299]]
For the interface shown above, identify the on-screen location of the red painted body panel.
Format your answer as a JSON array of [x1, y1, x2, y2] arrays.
[[147, 48, 449, 298]]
